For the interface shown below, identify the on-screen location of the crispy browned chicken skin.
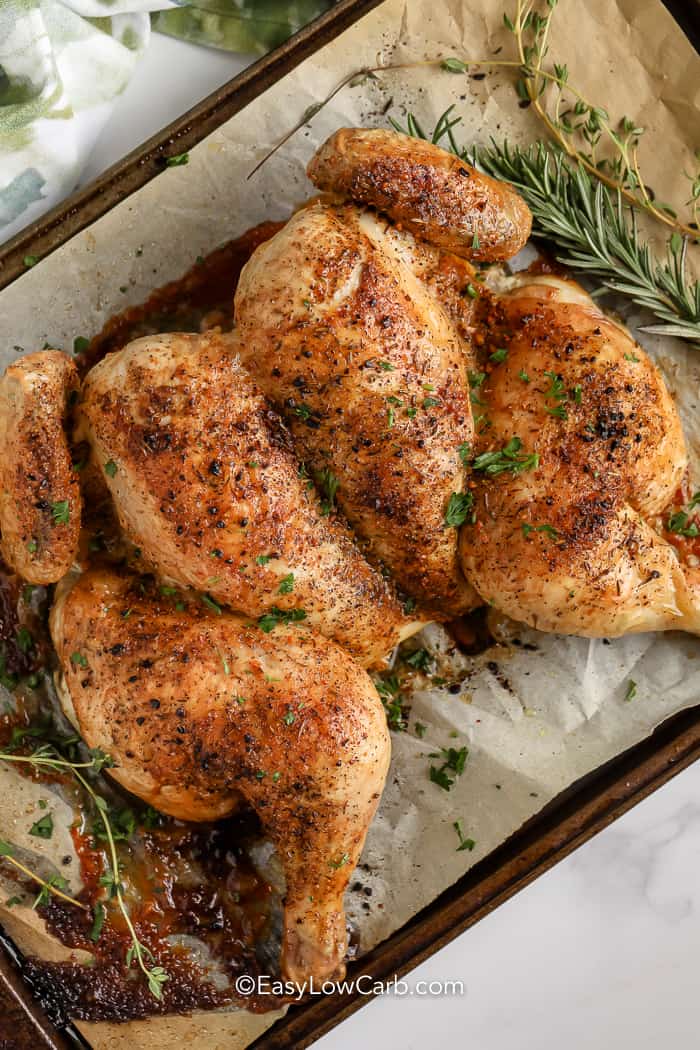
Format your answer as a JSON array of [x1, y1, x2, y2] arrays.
[[0, 350, 81, 584], [460, 276, 700, 636], [78, 330, 416, 666], [50, 567, 390, 983], [235, 202, 479, 617], [307, 128, 532, 261]]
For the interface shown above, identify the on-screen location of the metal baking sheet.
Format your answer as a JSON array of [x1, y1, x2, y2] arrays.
[[0, 1, 698, 1046]]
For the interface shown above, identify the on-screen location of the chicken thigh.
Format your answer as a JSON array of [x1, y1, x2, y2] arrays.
[[0, 349, 81, 584], [50, 567, 390, 983], [459, 275, 700, 636], [78, 330, 415, 667]]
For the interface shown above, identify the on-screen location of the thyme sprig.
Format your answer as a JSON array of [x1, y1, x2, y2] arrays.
[[0, 743, 169, 1000]]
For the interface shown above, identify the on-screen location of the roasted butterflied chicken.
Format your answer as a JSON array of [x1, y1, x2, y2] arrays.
[[0, 350, 81, 584], [78, 330, 416, 667], [50, 567, 390, 983], [459, 275, 700, 636]]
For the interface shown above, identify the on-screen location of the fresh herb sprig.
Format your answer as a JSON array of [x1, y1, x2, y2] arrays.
[[392, 109, 700, 344], [0, 744, 169, 1000]]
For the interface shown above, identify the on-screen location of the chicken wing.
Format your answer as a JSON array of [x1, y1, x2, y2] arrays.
[[0, 350, 81, 584], [78, 330, 415, 667], [458, 276, 700, 636], [307, 128, 532, 261], [50, 567, 390, 983], [234, 201, 478, 616]]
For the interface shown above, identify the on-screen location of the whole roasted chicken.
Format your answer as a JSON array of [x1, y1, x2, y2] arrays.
[[1, 125, 697, 996]]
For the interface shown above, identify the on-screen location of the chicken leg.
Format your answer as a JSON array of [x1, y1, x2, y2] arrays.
[[50, 567, 391, 983]]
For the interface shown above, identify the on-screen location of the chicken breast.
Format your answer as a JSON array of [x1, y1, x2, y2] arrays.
[[50, 567, 390, 983], [78, 331, 414, 667], [458, 276, 700, 636], [235, 201, 478, 617], [307, 127, 532, 261], [0, 349, 81, 583]]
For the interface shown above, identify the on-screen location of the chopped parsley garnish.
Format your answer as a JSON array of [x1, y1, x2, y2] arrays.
[[489, 348, 508, 363], [429, 745, 469, 791], [27, 538, 38, 554], [471, 230, 480, 250], [315, 467, 339, 514], [51, 500, 70, 525], [518, 369, 530, 383], [375, 674, 408, 731], [468, 371, 486, 389], [257, 607, 307, 633], [278, 573, 295, 595], [521, 522, 559, 540], [444, 490, 475, 528], [422, 396, 441, 410], [465, 283, 478, 299], [571, 384, 583, 404], [73, 336, 90, 354], [404, 648, 432, 672], [378, 360, 395, 371], [282, 709, 296, 726], [16, 627, 33, 653], [329, 852, 350, 869], [166, 152, 189, 166], [29, 812, 54, 839], [458, 442, 471, 466], [104, 460, 117, 477], [201, 594, 223, 615], [292, 402, 313, 421], [667, 509, 700, 538], [624, 351, 640, 362], [91, 902, 106, 942], [70, 651, 88, 668], [543, 371, 568, 419], [453, 819, 476, 852], [472, 436, 539, 477], [624, 680, 637, 703], [414, 722, 427, 739], [256, 554, 272, 565], [23, 255, 38, 268]]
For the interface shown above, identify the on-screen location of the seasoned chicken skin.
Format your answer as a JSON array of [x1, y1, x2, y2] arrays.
[[78, 330, 414, 667], [307, 128, 532, 261], [459, 276, 700, 636], [0, 350, 81, 583], [50, 567, 390, 983], [235, 201, 478, 616]]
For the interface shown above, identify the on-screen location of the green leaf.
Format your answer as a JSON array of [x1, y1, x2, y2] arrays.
[[166, 152, 189, 167], [73, 336, 90, 354], [278, 573, 295, 595], [90, 902, 106, 942], [444, 491, 474, 528], [29, 813, 53, 840], [104, 460, 118, 478], [51, 500, 70, 526], [441, 58, 468, 74]]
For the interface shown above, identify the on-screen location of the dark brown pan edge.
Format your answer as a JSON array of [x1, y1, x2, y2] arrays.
[[1, 0, 699, 1045], [0, 0, 385, 293], [253, 701, 700, 1049]]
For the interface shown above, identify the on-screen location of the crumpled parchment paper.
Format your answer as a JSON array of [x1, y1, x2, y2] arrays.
[[0, 0, 698, 1046]]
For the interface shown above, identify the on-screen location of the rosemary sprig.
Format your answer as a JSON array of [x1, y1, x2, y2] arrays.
[[0, 743, 169, 1000], [391, 109, 700, 343]]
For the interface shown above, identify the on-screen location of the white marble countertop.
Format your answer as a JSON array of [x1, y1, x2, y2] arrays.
[[55, 29, 700, 1050]]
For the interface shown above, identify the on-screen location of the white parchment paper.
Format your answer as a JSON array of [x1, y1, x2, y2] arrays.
[[0, 1, 699, 1045]]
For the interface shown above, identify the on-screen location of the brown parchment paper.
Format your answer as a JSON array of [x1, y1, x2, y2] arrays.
[[0, 1, 699, 1046]]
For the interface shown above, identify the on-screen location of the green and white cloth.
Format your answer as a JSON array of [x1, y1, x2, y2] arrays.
[[0, 0, 331, 243]]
